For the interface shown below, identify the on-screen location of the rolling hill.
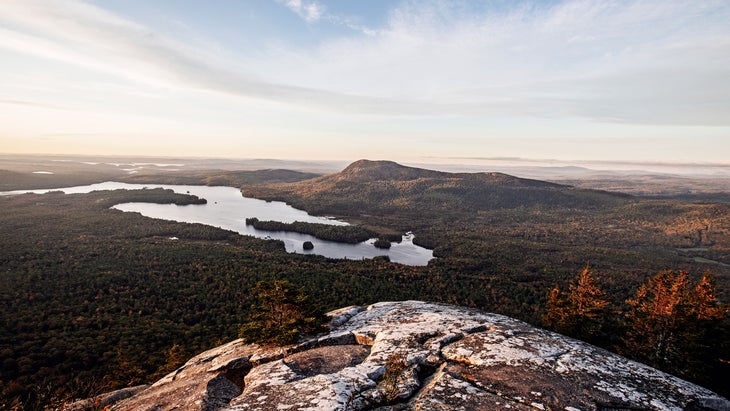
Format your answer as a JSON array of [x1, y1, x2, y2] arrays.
[[243, 159, 729, 298], [243, 159, 632, 218]]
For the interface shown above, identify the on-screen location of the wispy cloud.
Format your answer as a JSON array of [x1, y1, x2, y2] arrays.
[[0, 0, 397, 117], [270, 0, 730, 125], [0, 0, 335, 107], [1, 0, 729, 126], [276, 0, 324, 23], [274, 0, 376, 35]]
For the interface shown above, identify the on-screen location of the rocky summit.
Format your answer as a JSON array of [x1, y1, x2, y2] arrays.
[[77, 301, 728, 411]]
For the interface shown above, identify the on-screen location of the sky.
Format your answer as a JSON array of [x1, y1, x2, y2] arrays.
[[0, 0, 729, 165]]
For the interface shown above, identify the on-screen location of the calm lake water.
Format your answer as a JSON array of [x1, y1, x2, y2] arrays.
[[2, 182, 433, 266]]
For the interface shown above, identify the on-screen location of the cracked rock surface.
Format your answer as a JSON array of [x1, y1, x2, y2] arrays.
[[106, 301, 729, 411]]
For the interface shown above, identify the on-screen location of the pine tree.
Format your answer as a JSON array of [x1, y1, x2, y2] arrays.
[[542, 286, 569, 331], [691, 272, 725, 321], [620, 270, 727, 378], [683, 272, 728, 382], [542, 267, 611, 342], [239, 280, 327, 346], [108, 347, 145, 387], [150, 344, 188, 381], [621, 270, 688, 370]]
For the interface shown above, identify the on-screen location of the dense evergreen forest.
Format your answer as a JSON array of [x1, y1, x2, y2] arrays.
[[0, 190, 475, 408], [1, 162, 729, 408]]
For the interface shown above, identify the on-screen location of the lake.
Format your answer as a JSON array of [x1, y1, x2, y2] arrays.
[[2, 182, 434, 266]]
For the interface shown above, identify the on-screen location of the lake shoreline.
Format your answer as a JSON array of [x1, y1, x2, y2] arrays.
[[1, 181, 433, 266]]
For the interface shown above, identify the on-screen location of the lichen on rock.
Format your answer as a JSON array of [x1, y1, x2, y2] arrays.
[[102, 301, 728, 411]]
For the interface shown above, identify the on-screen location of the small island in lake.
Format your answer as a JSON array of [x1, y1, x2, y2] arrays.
[[302, 241, 314, 250], [373, 238, 391, 249], [245, 217, 379, 244]]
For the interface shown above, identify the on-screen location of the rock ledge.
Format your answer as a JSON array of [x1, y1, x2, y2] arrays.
[[100, 301, 728, 411]]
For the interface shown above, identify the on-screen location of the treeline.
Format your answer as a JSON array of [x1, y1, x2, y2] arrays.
[[245, 217, 400, 244], [99, 188, 207, 206], [543, 267, 728, 395], [121, 169, 320, 187], [1, 187, 729, 408]]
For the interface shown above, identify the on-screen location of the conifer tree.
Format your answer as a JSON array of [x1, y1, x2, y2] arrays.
[[691, 272, 725, 321], [109, 347, 146, 387], [150, 344, 188, 381], [543, 286, 569, 331], [542, 267, 611, 342], [239, 279, 327, 346], [620, 270, 727, 378], [683, 271, 728, 383]]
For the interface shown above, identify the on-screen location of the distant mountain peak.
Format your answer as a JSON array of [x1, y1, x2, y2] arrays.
[[242, 159, 630, 216], [343, 159, 398, 169], [338, 159, 444, 181]]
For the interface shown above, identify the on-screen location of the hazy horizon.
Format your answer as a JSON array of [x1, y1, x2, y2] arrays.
[[4, 152, 730, 178], [1, 0, 729, 164]]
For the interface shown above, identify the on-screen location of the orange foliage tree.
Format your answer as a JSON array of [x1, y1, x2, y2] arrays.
[[620, 270, 727, 377], [542, 266, 611, 342]]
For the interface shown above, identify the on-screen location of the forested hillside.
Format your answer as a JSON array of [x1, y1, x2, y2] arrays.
[[245, 160, 632, 218], [245, 160, 730, 295], [0, 190, 431, 408], [1, 161, 728, 408], [120, 169, 320, 187]]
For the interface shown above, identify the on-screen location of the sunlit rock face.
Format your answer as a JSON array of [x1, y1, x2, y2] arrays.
[[99, 301, 728, 411]]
